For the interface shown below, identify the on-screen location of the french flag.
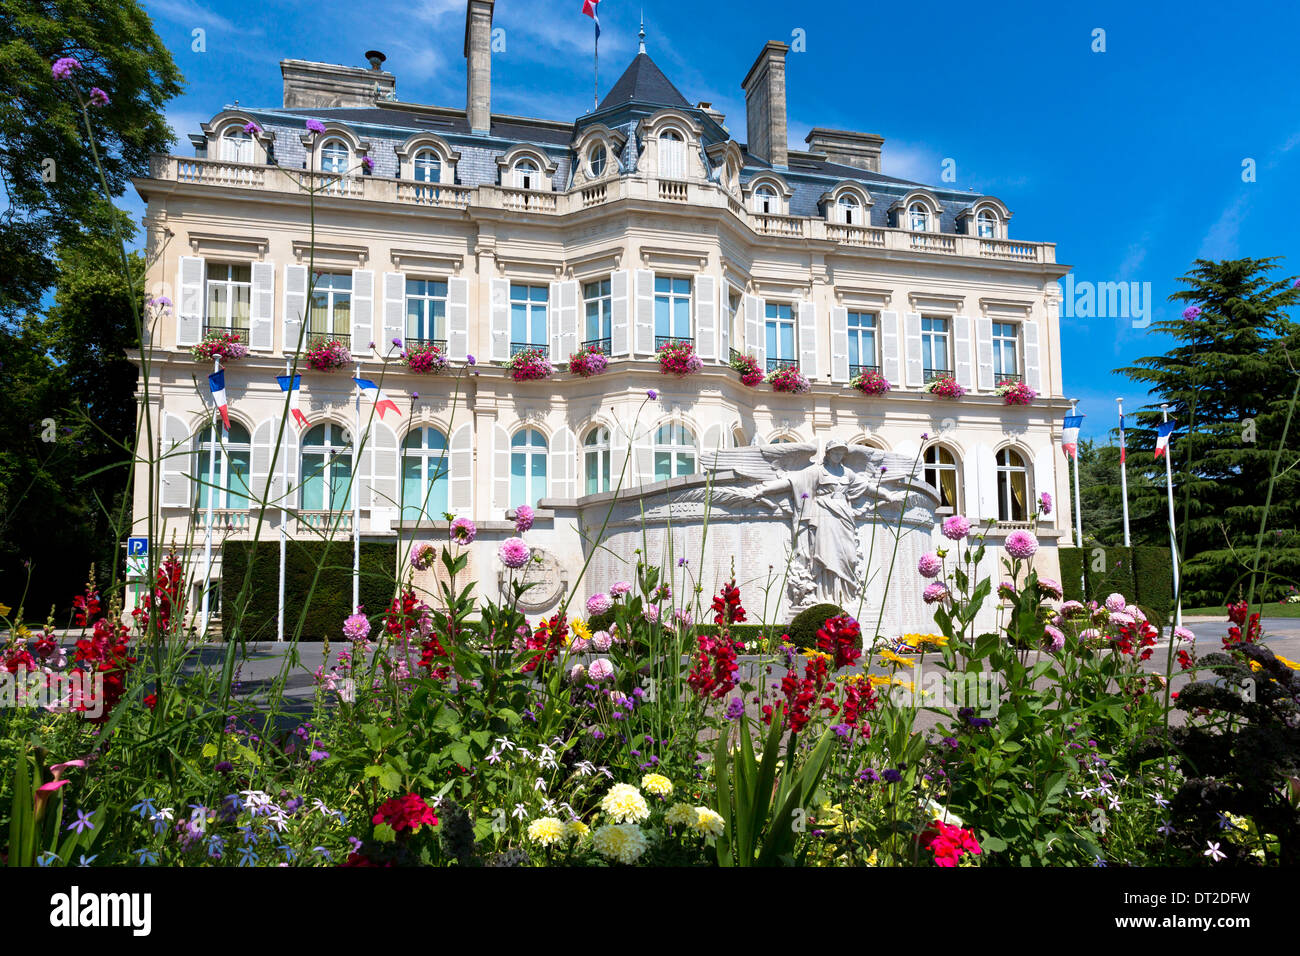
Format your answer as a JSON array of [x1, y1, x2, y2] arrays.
[[1154, 420, 1175, 459], [208, 370, 230, 431], [1061, 414, 1083, 459], [354, 377, 401, 420], [1118, 411, 1126, 464], [583, 0, 600, 37], [277, 374, 310, 429]]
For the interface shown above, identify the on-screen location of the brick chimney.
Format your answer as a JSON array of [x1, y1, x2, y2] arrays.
[[741, 41, 789, 168], [464, 0, 494, 134]]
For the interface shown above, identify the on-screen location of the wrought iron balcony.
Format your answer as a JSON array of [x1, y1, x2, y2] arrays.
[[581, 337, 611, 354], [766, 357, 799, 373], [305, 331, 352, 350], [995, 371, 1023, 385], [201, 323, 251, 339], [655, 335, 694, 350], [923, 367, 953, 383], [404, 337, 447, 352], [510, 342, 549, 358], [849, 364, 881, 378]]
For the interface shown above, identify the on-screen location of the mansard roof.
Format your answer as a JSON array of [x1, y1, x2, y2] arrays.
[[597, 52, 692, 111]]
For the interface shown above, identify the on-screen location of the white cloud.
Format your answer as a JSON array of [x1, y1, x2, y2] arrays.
[[881, 141, 941, 184], [1197, 194, 1250, 259], [146, 0, 239, 33]]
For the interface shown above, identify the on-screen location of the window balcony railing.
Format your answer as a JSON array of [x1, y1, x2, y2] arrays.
[[510, 342, 549, 358], [994, 371, 1023, 385], [923, 367, 953, 384], [305, 331, 352, 350], [192, 508, 252, 532], [655, 335, 693, 350], [849, 363, 881, 378], [202, 323, 251, 339], [581, 337, 611, 354], [728, 348, 745, 365], [404, 336, 447, 352], [298, 510, 354, 533], [766, 356, 799, 373]]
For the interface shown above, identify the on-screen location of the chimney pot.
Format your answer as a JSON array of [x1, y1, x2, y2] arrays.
[[365, 50, 386, 70]]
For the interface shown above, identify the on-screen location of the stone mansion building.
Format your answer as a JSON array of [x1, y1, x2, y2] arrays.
[[131, 0, 1072, 622]]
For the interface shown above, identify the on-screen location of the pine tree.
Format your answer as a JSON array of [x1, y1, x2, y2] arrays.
[[1119, 258, 1300, 608]]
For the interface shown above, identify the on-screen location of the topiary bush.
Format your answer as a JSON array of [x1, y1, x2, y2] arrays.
[[1132, 546, 1174, 627], [784, 603, 847, 650]]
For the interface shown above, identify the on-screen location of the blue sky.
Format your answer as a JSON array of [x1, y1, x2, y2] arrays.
[[134, 0, 1300, 439]]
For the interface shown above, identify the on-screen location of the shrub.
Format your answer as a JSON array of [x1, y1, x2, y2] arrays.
[[1132, 546, 1174, 626], [784, 603, 847, 650], [1059, 548, 1087, 603]]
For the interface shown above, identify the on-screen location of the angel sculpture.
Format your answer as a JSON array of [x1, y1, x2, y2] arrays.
[[703, 439, 937, 606]]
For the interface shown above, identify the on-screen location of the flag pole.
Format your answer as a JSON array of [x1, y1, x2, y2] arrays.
[[200, 356, 220, 635], [279, 359, 289, 643], [1070, 400, 1084, 547], [593, 17, 598, 112], [353, 360, 362, 612], [1161, 403, 1182, 627], [1117, 397, 1131, 547]]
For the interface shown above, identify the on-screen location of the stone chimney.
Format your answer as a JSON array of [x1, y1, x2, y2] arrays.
[[805, 128, 884, 172], [741, 41, 789, 168], [464, 0, 494, 134], [281, 55, 394, 109]]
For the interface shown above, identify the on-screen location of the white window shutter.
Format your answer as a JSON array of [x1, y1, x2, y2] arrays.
[[962, 448, 980, 521], [610, 425, 631, 490], [610, 270, 631, 357], [249, 261, 275, 352], [719, 288, 731, 360], [548, 280, 563, 360], [250, 419, 275, 505], [268, 424, 297, 509], [953, 314, 974, 390], [975, 443, 998, 522], [160, 412, 193, 507], [283, 264, 307, 356], [177, 256, 205, 347], [798, 301, 818, 378], [383, 272, 405, 352], [368, 421, 399, 512], [634, 269, 655, 357], [552, 426, 576, 499], [1023, 320, 1042, 393], [560, 279, 580, 361], [744, 294, 765, 369], [976, 316, 995, 390], [351, 269, 374, 355], [634, 433, 654, 486], [449, 422, 474, 512], [493, 423, 511, 516], [694, 274, 716, 361], [489, 278, 510, 362], [880, 310, 901, 385], [1032, 444, 1054, 526], [903, 312, 923, 387], [447, 276, 470, 360], [830, 306, 849, 382]]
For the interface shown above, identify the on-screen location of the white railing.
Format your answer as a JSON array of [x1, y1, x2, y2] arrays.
[[175, 158, 265, 188], [980, 239, 1038, 261], [395, 181, 472, 209], [658, 179, 689, 202], [908, 231, 957, 254], [299, 170, 363, 198], [750, 213, 806, 238], [298, 511, 353, 533], [580, 183, 608, 207], [193, 508, 253, 532], [826, 223, 886, 247], [501, 187, 558, 212]]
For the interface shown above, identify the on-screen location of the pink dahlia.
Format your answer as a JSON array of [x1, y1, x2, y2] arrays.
[[1004, 530, 1038, 559], [1172, 626, 1195, 643], [588, 658, 614, 682], [1059, 600, 1087, 617], [609, 581, 632, 597], [1104, 593, 1127, 612], [586, 592, 613, 616], [450, 517, 476, 545], [591, 631, 613, 652], [513, 505, 535, 534], [498, 537, 530, 569], [923, 582, 951, 605], [917, 553, 942, 579], [1039, 492, 1052, 515], [941, 515, 971, 541], [342, 612, 371, 643], [1043, 624, 1065, 653], [1036, 577, 1064, 601]]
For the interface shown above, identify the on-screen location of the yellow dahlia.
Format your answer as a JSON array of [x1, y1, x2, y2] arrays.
[[664, 803, 697, 827], [526, 816, 567, 847], [592, 823, 647, 863], [641, 773, 673, 797], [691, 806, 725, 838], [565, 819, 590, 842], [600, 783, 650, 823]]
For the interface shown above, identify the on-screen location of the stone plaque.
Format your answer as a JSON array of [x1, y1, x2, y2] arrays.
[[499, 546, 567, 613]]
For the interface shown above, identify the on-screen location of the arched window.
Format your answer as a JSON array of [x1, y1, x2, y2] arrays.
[[755, 183, 778, 214], [837, 193, 861, 225], [659, 129, 686, 180], [514, 159, 539, 190], [588, 144, 607, 178], [301, 423, 352, 512], [996, 448, 1029, 522], [732, 427, 747, 448], [401, 427, 449, 522], [320, 139, 350, 175], [220, 128, 254, 164], [909, 202, 931, 232], [653, 423, 695, 481], [412, 148, 441, 199], [583, 427, 612, 495], [923, 445, 959, 514], [769, 434, 797, 444], [977, 209, 997, 238], [195, 422, 251, 509], [511, 428, 548, 507]]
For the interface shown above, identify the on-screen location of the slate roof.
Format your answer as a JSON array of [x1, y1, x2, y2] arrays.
[[597, 52, 692, 111]]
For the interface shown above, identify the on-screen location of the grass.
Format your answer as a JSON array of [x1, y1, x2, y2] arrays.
[[1182, 601, 1300, 618]]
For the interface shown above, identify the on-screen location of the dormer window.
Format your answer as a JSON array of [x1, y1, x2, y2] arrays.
[[754, 184, 778, 214], [413, 149, 441, 184], [588, 145, 607, 178], [220, 128, 254, 164], [320, 139, 350, 175], [659, 129, 686, 180], [837, 193, 862, 225], [977, 209, 997, 238], [514, 159, 539, 190], [909, 202, 931, 232]]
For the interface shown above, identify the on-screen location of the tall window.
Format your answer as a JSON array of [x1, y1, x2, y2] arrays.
[[924, 445, 959, 514], [659, 129, 686, 180], [308, 273, 352, 343], [413, 149, 441, 199], [765, 302, 796, 369], [205, 262, 251, 333], [992, 321, 1019, 382], [977, 210, 997, 238], [996, 448, 1029, 522], [909, 202, 931, 232], [220, 128, 254, 164], [406, 278, 448, 346], [195, 423, 251, 510], [583, 278, 612, 350], [401, 427, 449, 522], [653, 423, 696, 482], [301, 423, 352, 512], [921, 316, 950, 380], [584, 427, 612, 494], [725, 290, 741, 356], [514, 159, 539, 190], [510, 429, 548, 507], [654, 276, 692, 346], [754, 184, 778, 214], [320, 139, 350, 174], [837, 193, 861, 225], [847, 311, 877, 374], [510, 284, 548, 353]]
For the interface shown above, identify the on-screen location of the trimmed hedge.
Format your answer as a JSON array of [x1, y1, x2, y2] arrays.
[[1058, 545, 1174, 629], [785, 603, 847, 650], [221, 540, 397, 642]]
